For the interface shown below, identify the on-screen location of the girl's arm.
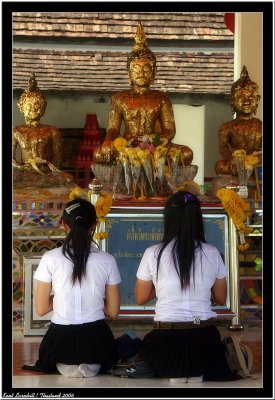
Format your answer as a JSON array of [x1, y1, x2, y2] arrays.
[[135, 278, 156, 305], [104, 284, 120, 319], [35, 281, 53, 316], [211, 277, 227, 305]]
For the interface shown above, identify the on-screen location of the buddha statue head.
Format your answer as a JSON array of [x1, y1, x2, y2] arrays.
[[127, 22, 157, 88], [17, 72, 47, 124], [230, 66, 261, 117]]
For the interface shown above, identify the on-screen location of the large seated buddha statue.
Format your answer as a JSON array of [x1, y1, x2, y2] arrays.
[[94, 22, 193, 166], [215, 66, 262, 176], [13, 73, 74, 188]]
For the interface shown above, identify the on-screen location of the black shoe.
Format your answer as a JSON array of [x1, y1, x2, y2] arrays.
[[22, 363, 44, 372]]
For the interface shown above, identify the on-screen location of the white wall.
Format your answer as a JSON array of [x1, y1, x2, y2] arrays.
[[172, 105, 205, 186], [13, 95, 110, 129], [204, 103, 233, 178]]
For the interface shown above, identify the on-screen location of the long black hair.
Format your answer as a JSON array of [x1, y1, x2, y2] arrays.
[[61, 198, 97, 285], [156, 191, 206, 290]]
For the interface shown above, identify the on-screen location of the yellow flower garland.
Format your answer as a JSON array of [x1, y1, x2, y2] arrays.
[[232, 149, 259, 168], [94, 191, 113, 241], [94, 191, 113, 220], [94, 231, 109, 240], [216, 188, 253, 251], [167, 147, 180, 160], [68, 187, 112, 241], [113, 137, 127, 153], [154, 145, 168, 158], [68, 185, 84, 201], [177, 181, 201, 195]]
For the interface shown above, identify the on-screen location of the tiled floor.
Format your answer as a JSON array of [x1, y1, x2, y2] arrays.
[[12, 322, 263, 391], [13, 372, 263, 388]]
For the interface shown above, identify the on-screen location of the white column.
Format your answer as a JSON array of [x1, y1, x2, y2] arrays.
[[172, 104, 205, 186]]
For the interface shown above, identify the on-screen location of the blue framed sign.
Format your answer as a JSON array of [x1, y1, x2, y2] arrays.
[[105, 210, 231, 316]]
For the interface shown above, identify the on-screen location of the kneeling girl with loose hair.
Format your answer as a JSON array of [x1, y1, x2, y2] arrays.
[[135, 191, 237, 382], [23, 199, 121, 378]]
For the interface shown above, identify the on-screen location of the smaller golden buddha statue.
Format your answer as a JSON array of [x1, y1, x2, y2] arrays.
[[13, 73, 74, 188], [94, 22, 193, 166], [215, 66, 262, 175]]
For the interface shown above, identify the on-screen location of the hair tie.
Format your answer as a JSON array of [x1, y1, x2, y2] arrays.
[[170, 193, 197, 208], [75, 216, 82, 221], [65, 203, 81, 214], [183, 193, 196, 204]]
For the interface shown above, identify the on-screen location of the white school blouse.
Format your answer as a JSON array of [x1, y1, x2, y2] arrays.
[[34, 245, 121, 325], [136, 241, 227, 322]]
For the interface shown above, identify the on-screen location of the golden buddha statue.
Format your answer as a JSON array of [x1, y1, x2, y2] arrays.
[[215, 66, 262, 175], [13, 73, 74, 188], [94, 22, 193, 165]]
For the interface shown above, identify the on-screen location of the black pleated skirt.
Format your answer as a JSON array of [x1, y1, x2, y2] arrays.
[[139, 324, 237, 381], [32, 319, 118, 373]]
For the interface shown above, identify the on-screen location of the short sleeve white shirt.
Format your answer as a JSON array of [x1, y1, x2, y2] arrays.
[[136, 241, 227, 322], [34, 245, 121, 325]]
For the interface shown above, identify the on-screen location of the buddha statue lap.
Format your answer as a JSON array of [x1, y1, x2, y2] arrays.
[[215, 66, 262, 176], [13, 73, 74, 189], [94, 22, 193, 167]]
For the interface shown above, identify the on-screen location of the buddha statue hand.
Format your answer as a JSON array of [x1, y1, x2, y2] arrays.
[[169, 143, 193, 166], [13, 160, 32, 171], [13, 156, 72, 178], [13, 157, 49, 173], [180, 145, 193, 166], [215, 159, 237, 176], [94, 139, 116, 164]]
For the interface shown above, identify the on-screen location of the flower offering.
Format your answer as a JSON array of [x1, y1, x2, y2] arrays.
[[217, 188, 253, 250], [94, 191, 113, 241], [126, 148, 141, 198], [116, 152, 131, 195], [137, 148, 154, 192], [68, 185, 85, 201], [232, 149, 259, 198], [94, 191, 113, 221], [113, 137, 127, 153], [177, 181, 201, 195], [153, 145, 168, 184]]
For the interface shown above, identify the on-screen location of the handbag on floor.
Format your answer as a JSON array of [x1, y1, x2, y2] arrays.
[[110, 331, 151, 378], [110, 358, 156, 379], [115, 332, 143, 361], [222, 335, 256, 379]]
